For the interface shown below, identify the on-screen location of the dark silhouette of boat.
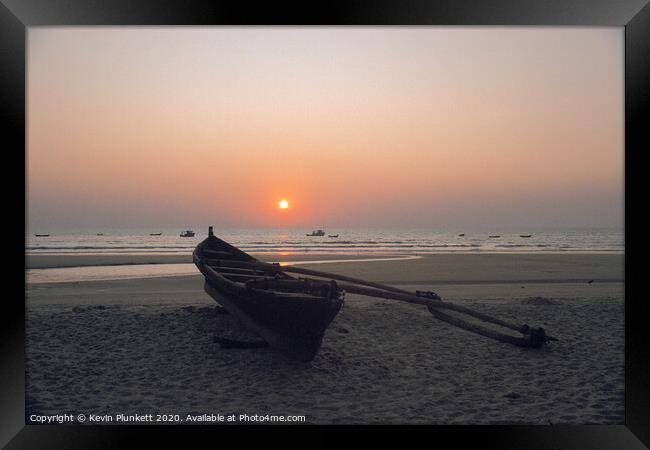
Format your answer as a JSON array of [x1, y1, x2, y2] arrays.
[[306, 229, 325, 236], [194, 227, 344, 361], [328, 234, 339, 238], [193, 228, 557, 360], [180, 230, 195, 237], [150, 233, 162, 236], [96, 233, 104, 236], [34, 234, 50, 237], [489, 235, 501, 238], [458, 233, 465, 237], [520, 235, 532, 238]]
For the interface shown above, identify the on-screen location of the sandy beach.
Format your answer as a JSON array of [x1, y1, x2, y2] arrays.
[[25, 253, 624, 425]]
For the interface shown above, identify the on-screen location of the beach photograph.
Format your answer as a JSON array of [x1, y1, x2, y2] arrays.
[[26, 27, 624, 425]]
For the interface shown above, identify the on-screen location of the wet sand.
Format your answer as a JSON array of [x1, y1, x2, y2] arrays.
[[25, 253, 624, 424], [26, 252, 380, 269]]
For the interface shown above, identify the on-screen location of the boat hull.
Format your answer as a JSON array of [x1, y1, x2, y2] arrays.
[[203, 281, 340, 361], [194, 232, 344, 362]]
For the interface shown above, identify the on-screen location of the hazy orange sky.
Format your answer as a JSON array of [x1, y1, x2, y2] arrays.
[[28, 27, 623, 231]]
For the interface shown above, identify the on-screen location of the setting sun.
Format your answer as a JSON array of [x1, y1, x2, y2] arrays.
[[279, 200, 289, 209]]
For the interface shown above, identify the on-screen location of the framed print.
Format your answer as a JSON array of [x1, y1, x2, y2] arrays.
[[2, 0, 649, 448]]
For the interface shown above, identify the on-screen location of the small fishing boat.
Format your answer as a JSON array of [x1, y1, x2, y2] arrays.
[[458, 233, 465, 237], [306, 229, 325, 236], [34, 234, 50, 237], [194, 228, 555, 361], [150, 233, 162, 236], [180, 230, 195, 237], [489, 235, 501, 238], [96, 233, 104, 236], [328, 234, 339, 238], [194, 227, 344, 362], [520, 235, 532, 238]]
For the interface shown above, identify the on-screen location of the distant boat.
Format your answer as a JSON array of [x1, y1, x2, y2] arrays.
[[150, 233, 162, 236], [458, 233, 465, 237], [306, 229, 325, 236], [34, 234, 50, 237], [520, 234, 532, 238], [96, 233, 104, 236], [180, 230, 195, 237], [489, 235, 501, 238], [328, 234, 339, 238]]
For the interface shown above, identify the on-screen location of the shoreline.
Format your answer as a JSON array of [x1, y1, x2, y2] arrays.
[[26, 251, 624, 270], [26, 253, 624, 285], [25, 256, 422, 284], [26, 252, 383, 269]]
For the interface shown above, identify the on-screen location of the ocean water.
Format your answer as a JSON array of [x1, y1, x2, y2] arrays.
[[26, 227, 623, 255]]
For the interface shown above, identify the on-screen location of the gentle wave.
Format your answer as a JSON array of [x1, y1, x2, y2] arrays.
[[31, 243, 553, 251], [27, 245, 195, 250], [495, 244, 551, 248], [27, 241, 481, 250]]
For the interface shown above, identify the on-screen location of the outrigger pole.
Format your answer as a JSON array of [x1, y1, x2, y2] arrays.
[[205, 258, 557, 348]]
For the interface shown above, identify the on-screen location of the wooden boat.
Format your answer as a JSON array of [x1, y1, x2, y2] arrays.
[[520, 234, 532, 238], [194, 227, 344, 362], [458, 233, 465, 237], [489, 235, 501, 238], [193, 227, 556, 359], [306, 229, 325, 236], [96, 233, 104, 236], [150, 233, 162, 236], [328, 234, 339, 238], [180, 230, 195, 237], [34, 234, 50, 237]]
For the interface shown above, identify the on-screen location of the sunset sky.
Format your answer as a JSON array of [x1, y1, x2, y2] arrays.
[[27, 28, 623, 231]]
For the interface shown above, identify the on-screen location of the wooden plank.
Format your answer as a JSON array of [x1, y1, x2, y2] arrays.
[[221, 273, 273, 281], [211, 266, 266, 275]]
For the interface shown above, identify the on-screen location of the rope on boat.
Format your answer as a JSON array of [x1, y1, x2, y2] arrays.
[[206, 258, 557, 348]]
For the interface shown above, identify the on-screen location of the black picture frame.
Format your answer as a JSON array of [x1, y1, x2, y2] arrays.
[[2, 0, 648, 448]]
